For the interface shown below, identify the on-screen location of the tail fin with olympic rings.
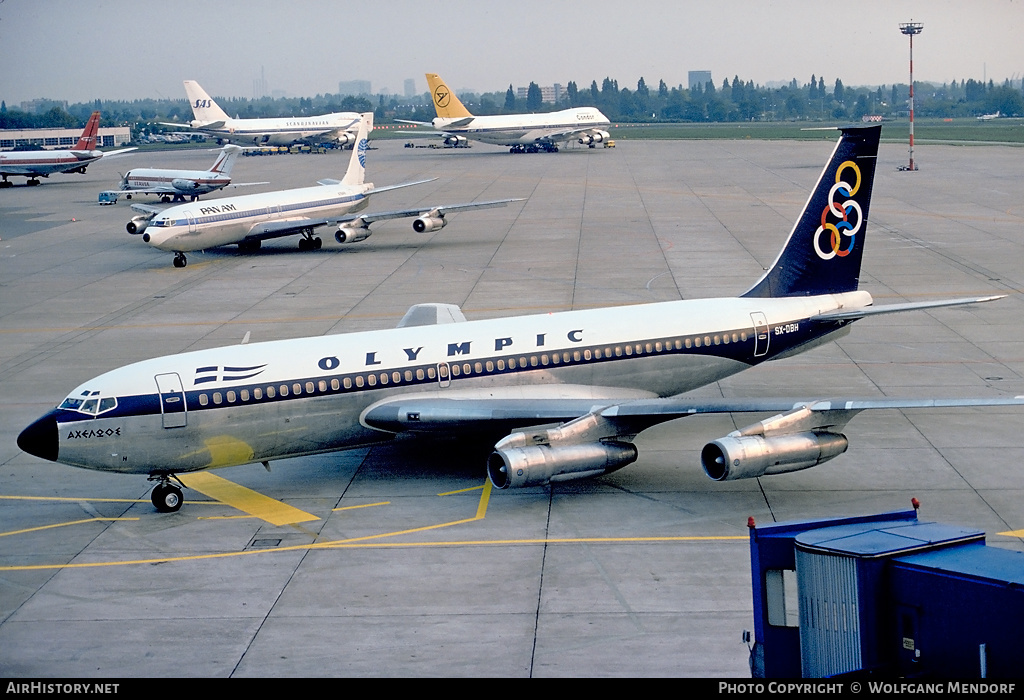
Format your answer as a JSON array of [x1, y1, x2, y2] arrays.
[[742, 124, 881, 298]]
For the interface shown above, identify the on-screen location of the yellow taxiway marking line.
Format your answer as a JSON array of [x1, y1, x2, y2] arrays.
[[0, 518, 139, 537], [0, 495, 145, 504], [438, 485, 485, 496], [178, 472, 319, 526], [0, 495, 218, 505], [0, 535, 747, 571], [0, 479, 744, 572], [998, 529, 1024, 537], [333, 501, 390, 512]]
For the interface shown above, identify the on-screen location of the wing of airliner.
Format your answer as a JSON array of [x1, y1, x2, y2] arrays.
[[244, 196, 522, 243]]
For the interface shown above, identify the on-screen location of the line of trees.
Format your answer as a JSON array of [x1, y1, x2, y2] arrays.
[[2, 74, 1023, 132]]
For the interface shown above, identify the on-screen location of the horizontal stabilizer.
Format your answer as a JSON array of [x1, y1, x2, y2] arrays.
[[365, 178, 437, 195], [812, 295, 1006, 322]]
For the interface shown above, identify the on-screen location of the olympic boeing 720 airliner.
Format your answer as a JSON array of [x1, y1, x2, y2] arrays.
[[126, 113, 521, 267], [18, 125, 1023, 512]]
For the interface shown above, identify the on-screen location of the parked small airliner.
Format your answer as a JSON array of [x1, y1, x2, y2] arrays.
[[19, 125, 1022, 512], [126, 114, 521, 267], [100, 145, 266, 203], [399, 73, 612, 153], [0, 112, 136, 187], [164, 80, 362, 147]]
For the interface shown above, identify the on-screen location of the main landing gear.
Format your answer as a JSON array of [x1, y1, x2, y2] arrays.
[[509, 144, 559, 154], [172, 252, 188, 268], [149, 475, 185, 513], [297, 229, 322, 251]]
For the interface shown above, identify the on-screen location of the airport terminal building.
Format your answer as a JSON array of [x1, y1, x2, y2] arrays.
[[0, 125, 132, 150]]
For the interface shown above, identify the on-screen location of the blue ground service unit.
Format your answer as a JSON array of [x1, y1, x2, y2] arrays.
[[747, 507, 1024, 678]]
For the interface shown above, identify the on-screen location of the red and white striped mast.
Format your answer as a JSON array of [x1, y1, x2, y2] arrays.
[[899, 22, 923, 171]]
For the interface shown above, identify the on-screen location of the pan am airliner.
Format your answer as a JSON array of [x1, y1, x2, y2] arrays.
[[18, 125, 1023, 512], [126, 114, 521, 267]]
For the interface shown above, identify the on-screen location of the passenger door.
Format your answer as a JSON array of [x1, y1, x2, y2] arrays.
[[155, 373, 187, 428]]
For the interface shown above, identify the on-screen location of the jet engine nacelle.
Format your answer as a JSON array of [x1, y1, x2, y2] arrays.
[[334, 225, 371, 244], [171, 178, 199, 191], [412, 216, 446, 233], [443, 135, 468, 146], [126, 216, 150, 235], [578, 130, 610, 146], [335, 132, 356, 147], [700, 431, 849, 481], [487, 441, 638, 490]]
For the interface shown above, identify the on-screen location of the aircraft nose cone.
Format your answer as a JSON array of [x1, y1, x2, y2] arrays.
[[18, 411, 59, 462]]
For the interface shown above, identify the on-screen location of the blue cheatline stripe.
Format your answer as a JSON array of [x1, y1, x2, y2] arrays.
[[59, 318, 842, 423]]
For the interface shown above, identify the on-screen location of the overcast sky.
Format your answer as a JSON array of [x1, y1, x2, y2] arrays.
[[2, 0, 1023, 105]]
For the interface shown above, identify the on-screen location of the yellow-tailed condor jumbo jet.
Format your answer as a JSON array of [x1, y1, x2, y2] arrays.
[[399, 73, 612, 153], [19, 125, 1022, 512]]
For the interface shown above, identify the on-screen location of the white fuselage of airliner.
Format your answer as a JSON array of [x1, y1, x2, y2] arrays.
[[433, 107, 610, 146], [37, 291, 869, 476]]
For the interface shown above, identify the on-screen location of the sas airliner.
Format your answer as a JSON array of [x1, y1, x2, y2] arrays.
[[126, 114, 521, 267], [18, 125, 1023, 513], [164, 80, 363, 147], [0, 112, 136, 187], [400, 73, 612, 153]]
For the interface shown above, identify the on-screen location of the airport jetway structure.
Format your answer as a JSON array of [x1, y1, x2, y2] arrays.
[[747, 507, 1024, 678]]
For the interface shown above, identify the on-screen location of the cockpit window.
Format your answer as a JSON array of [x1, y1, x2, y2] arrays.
[[59, 394, 117, 416]]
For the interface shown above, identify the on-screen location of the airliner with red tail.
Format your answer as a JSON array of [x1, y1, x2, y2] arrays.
[[0, 112, 136, 187]]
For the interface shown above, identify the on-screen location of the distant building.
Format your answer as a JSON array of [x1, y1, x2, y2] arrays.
[[18, 99, 69, 114], [688, 71, 712, 90], [338, 80, 372, 96], [404, 78, 416, 98], [0, 125, 131, 150], [515, 84, 563, 104]]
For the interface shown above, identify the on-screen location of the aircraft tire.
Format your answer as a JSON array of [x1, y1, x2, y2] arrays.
[[173, 254, 187, 268], [151, 483, 183, 513]]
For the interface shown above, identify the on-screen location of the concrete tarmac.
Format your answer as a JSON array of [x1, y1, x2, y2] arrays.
[[0, 135, 1022, 677]]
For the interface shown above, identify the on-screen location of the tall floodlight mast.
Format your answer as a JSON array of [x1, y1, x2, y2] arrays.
[[899, 22, 923, 171]]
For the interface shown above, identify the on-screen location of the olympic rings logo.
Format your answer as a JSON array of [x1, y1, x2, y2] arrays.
[[813, 160, 863, 260]]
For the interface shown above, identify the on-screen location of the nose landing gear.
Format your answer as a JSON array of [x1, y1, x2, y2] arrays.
[[149, 475, 185, 513]]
